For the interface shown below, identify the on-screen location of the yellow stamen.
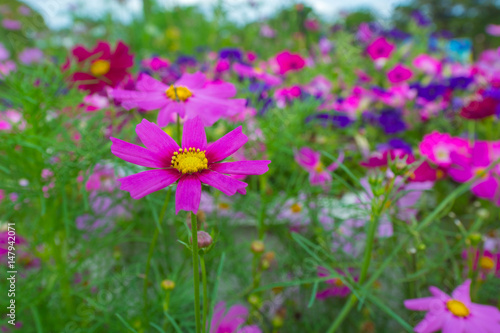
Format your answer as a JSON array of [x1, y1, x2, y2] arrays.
[[333, 278, 343, 287], [170, 147, 208, 174], [480, 256, 495, 270], [314, 163, 324, 173], [219, 202, 230, 210], [474, 168, 488, 179], [290, 203, 302, 213], [446, 300, 470, 317], [90, 59, 111, 76], [166, 85, 193, 101]]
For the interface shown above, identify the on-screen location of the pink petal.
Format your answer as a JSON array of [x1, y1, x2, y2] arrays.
[[404, 297, 436, 311], [136, 119, 179, 161], [175, 174, 202, 214], [181, 116, 207, 150], [327, 151, 345, 171], [441, 315, 464, 333], [112, 89, 167, 110], [110, 137, 168, 168], [210, 160, 270, 175], [198, 170, 247, 196], [136, 73, 168, 92], [176, 72, 206, 89], [414, 310, 446, 333], [451, 279, 471, 303], [118, 169, 180, 199], [158, 103, 185, 126], [206, 126, 248, 163], [200, 81, 237, 98], [429, 286, 450, 301]]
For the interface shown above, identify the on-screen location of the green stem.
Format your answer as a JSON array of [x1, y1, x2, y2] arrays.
[[192, 213, 202, 333], [143, 190, 171, 321], [200, 255, 209, 333], [176, 115, 181, 143]]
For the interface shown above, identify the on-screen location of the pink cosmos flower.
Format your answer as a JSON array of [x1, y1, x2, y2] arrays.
[[448, 141, 500, 205], [419, 132, 470, 168], [0, 43, 9, 61], [0, 60, 16, 79], [0, 110, 25, 131], [413, 54, 442, 76], [275, 51, 305, 75], [112, 72, 246, 126], [387, 64, 413, 84], [65, 41, 134, 94], [111, 117, 270, 214], [486, 24, 500, 36], [232, 63, 282, 86], [209, 302, 261, 333], [275, 86, 302, 108], [404, 279, 500, 333], [79, 94, 110, 112], [18, 48, 43, 65], [366, 37, 395, 60], [317, 267, 358, 299], [260, 24, 275, 38], [295, 147, 344, 187], [462, 249, 500, 279], [141, 56, 170, 71]]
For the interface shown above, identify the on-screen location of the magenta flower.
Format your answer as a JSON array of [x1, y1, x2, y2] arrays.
[[387, 64, 413, 84], [448, 141, 500, 205], [65, 41, 134, 94], [404, 280, 500, 333], [486, 24, 500, 36], [295, 147, 344, 187], [1, 19, 21, 30], [0, 43, 9, 61], [366, 37, 395, 60], [209, 302, 261, 333], [141, 56, 170, 71], [419, 132, 470, 168], [413, 54, 442, 76], [317, 267, 358, 299], [112, 72, 246, 126], [111, 117, 270, 214], [462, 249, 500, 279], [275, 50, 306, 75], [233, 63, 282, 86]]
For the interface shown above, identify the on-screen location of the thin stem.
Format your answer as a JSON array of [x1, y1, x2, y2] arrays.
[[200, 255, 209, 333], [176, 115, 181, 143], [143, 190, 171, 321], [192, 213, 202, 333]]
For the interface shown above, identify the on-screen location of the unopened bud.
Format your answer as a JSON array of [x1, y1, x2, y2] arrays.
[[251, 240, 265, 253], [261, 259, 270, 270], [468, 233, 483, 246], [477, 208, 489, 220], [272, 316, 284, 328], [197, 210, 206, 224], [161, 279, 175, 291], [248, 294, 260, 306], [417, 243, 426, 251], [197, 231, 213, 249]]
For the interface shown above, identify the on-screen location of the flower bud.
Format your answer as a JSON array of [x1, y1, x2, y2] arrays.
[[248, 294, 260, 307], [161, 279, 175, 291], [477, 208, 490, 220], [468, 233, 483, 246], [251, 240, 265, 254], [272, 316, 284, 328], [197, 231, 213, 249]]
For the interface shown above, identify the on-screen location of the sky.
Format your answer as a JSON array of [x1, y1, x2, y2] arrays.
[[21, 0, 406, 30]]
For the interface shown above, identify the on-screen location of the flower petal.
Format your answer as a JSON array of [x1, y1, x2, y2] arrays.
[[210, 160, 270, 175], [198, 170, 247, 196], [404, 297, 436, 311], [158, 102, 185, 126], [136, 119, 179, 162], [176, 72, 206, 89], [206, 126, 248, 163], [175, 174, 202, 214], [118, 169, 180, 199], [110, 137, 168, 168], [451, 279, 471, 303], [181, 116, 207, 150]]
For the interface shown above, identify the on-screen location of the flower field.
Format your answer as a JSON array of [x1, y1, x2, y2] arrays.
[[1, 1, 500, 332]]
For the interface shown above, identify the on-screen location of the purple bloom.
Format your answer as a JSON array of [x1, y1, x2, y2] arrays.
[[19, 48, 43, 65], [378, 109, 406, 134]]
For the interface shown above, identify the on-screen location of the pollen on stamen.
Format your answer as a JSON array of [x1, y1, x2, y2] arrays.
[[171, 147, 208, 174]]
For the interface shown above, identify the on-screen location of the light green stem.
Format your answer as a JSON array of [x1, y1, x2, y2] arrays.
[[192, 213, 202, 333], [200, 256, 209, 333], [176, 115, 181, 143]]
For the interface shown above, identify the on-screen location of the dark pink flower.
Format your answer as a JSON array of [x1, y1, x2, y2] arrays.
[[66, 41, 134, 94], [404, 280, 500, 333], [112, 72, 246, 126], [295, 147, 344, 187], [387, 64, 413, 84], [317, 267, 358, 299], [209, 302, 261, 333], [111, 117, 270, 214], [275, 50, 305, 75], [366, 37, 395, 60]]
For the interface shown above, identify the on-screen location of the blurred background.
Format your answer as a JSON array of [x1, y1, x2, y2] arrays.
[[2, 0, 500, 57]]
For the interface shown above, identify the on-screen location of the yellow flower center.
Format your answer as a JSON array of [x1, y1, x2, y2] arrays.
[[436, 169, 445, 179], [314, 163, 324, 173], [446, 300, 470, 317], [290, 203, 302, 213], [219, 202, 230, 210], [480, 256, 495, 270], [166, 85, 193, 101], [170, 148, 208, 174], [474, 168, 488, 179], [333, 278, 343, 287], [90, 59, 111, 76]]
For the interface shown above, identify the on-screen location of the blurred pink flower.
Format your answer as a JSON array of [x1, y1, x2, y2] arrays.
[[295, 147, 344, 187], [413, 54, 442, 76], [366, 37, 395, 60], [387, 64, 413, 84], [209, 302, 261, 333], [19, 48, 43, 65], [2, 19, 21, 30], [275, 50, 305, 75], [486, 24, 500, 36]]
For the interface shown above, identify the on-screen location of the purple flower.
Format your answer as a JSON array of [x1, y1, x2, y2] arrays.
[[378, 109, 406, 134]]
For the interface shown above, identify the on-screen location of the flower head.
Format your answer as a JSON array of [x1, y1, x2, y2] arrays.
[[209, 302, 261, 333], [112, 72, 246, 126], [366, 37, 395, 60], [66, 41, 134, 94], [295, 147, 344, 187], [275, 51, 305, 75], [404, 280, 500, 333], [111, 117, 270, 214]]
